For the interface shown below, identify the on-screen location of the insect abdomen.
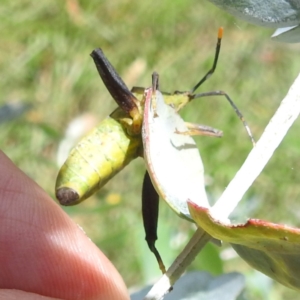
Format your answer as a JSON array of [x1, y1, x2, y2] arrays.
[[55, 114, 141, 205]]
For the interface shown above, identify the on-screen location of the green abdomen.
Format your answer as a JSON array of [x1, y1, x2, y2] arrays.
[[55, 113, 141, 205]]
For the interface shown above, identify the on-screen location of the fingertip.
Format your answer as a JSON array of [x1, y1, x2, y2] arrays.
[[0, 151, 129, 300]]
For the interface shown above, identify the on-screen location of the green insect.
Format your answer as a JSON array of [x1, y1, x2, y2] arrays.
[[55, 28, 254, 273]]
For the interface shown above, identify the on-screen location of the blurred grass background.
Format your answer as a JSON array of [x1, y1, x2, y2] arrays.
[[1, 0, 300, 299]]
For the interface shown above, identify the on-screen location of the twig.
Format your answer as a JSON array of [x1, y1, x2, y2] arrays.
[[144, 227, 211, 300]]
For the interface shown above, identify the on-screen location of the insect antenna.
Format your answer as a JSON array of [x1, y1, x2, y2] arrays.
[[189, 27, 255, 146], [191, 27, 223, 93]]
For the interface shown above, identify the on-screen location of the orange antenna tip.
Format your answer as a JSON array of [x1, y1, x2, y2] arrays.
[[218, 27, 224, 39]]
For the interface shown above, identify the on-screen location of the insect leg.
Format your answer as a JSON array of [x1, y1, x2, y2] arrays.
[[142, 171, 166, 274], [152, 72, 159, 92], [175, 122, 223, 137], [192, 90, 256, 146], [90, 48, 142, 135], [150, 72, 160, 117]]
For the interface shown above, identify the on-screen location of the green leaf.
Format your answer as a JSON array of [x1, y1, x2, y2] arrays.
[[189, 203, 300, 291]]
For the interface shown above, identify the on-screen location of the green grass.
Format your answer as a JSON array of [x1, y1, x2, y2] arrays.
[[1, 0, 300, 298]]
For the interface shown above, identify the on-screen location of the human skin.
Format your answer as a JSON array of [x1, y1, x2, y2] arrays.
[[0, 151, 129, 300]]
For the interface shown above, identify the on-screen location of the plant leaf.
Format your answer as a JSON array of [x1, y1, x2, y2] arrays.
[[207, 0, 300, 27], [142, 88, 209, 221], [207, 0, 300, 42], [189, 203, 300, 291], [272, 25, 300, 43]]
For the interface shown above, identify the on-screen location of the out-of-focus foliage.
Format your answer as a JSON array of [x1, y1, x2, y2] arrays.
[[207, 0, 300, 42], [131, 271, 245, 300], [1, 0, 300, 299]]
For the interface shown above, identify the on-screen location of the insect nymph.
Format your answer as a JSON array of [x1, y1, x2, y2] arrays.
[[55, 28, 254, 273]]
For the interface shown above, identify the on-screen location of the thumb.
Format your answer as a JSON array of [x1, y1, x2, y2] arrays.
[[0, 151, 129, 300]]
